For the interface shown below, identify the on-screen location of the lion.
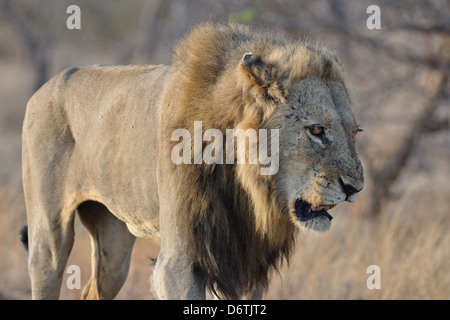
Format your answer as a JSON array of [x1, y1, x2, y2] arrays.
[[21, 23, 363, 300]]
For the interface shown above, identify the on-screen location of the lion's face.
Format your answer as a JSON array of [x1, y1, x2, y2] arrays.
[[268, 77, 364, 233]]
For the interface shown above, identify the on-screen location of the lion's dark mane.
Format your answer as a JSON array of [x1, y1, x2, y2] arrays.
[[163, 23, 344, 299]]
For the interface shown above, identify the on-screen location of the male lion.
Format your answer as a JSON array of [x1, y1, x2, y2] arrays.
[[21, 23, 363, 300]]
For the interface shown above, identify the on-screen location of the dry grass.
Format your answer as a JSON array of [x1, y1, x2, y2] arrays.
[[266, 192, 450, 299], [0, 186, 30, 299]]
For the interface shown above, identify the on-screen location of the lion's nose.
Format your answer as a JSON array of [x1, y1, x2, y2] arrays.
[[338, 176, 362, 201]]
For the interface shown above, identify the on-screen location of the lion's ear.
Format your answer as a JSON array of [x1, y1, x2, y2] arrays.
[[239, 52, 286, 104]]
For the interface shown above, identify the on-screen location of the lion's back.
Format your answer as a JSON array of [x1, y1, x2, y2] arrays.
[[23, 64, 169, 143]]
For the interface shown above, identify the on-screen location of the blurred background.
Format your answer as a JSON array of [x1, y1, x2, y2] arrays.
[[0, 0, 448, 299]]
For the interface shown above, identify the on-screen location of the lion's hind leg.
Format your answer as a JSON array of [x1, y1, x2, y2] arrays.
[[77, 201, 135, 300], [24, 199, 76, 299], [23, 144, 77, 299]]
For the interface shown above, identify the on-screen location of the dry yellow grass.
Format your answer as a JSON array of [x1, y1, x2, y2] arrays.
[[0, 186, 30, 299], [266, 191, 450, 299]]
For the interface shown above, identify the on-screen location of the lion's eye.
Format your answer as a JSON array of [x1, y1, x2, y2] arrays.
[[309, 125, 324, 136], [352, 128, 363, 138]]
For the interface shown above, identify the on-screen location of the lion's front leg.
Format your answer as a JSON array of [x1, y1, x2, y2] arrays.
[[152, 161, 206, 300], [150, 251, 206, 300]]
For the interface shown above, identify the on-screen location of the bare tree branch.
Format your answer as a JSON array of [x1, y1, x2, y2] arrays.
[[392, 24, 450, 35], [320, 26, 450, 74], [118, 0, 172, 64], [365, 71, 448, 215]]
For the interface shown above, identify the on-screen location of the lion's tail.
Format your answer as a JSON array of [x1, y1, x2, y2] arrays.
[[19, 225, 29, 258]]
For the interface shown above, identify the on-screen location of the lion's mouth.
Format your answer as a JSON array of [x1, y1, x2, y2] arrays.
[[295, 199, 334, 221]]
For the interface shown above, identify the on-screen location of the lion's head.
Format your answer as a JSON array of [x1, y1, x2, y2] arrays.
[[235, 45, 364, 237], [165, 23, 364, 299], [270, 75, 364, 233]]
